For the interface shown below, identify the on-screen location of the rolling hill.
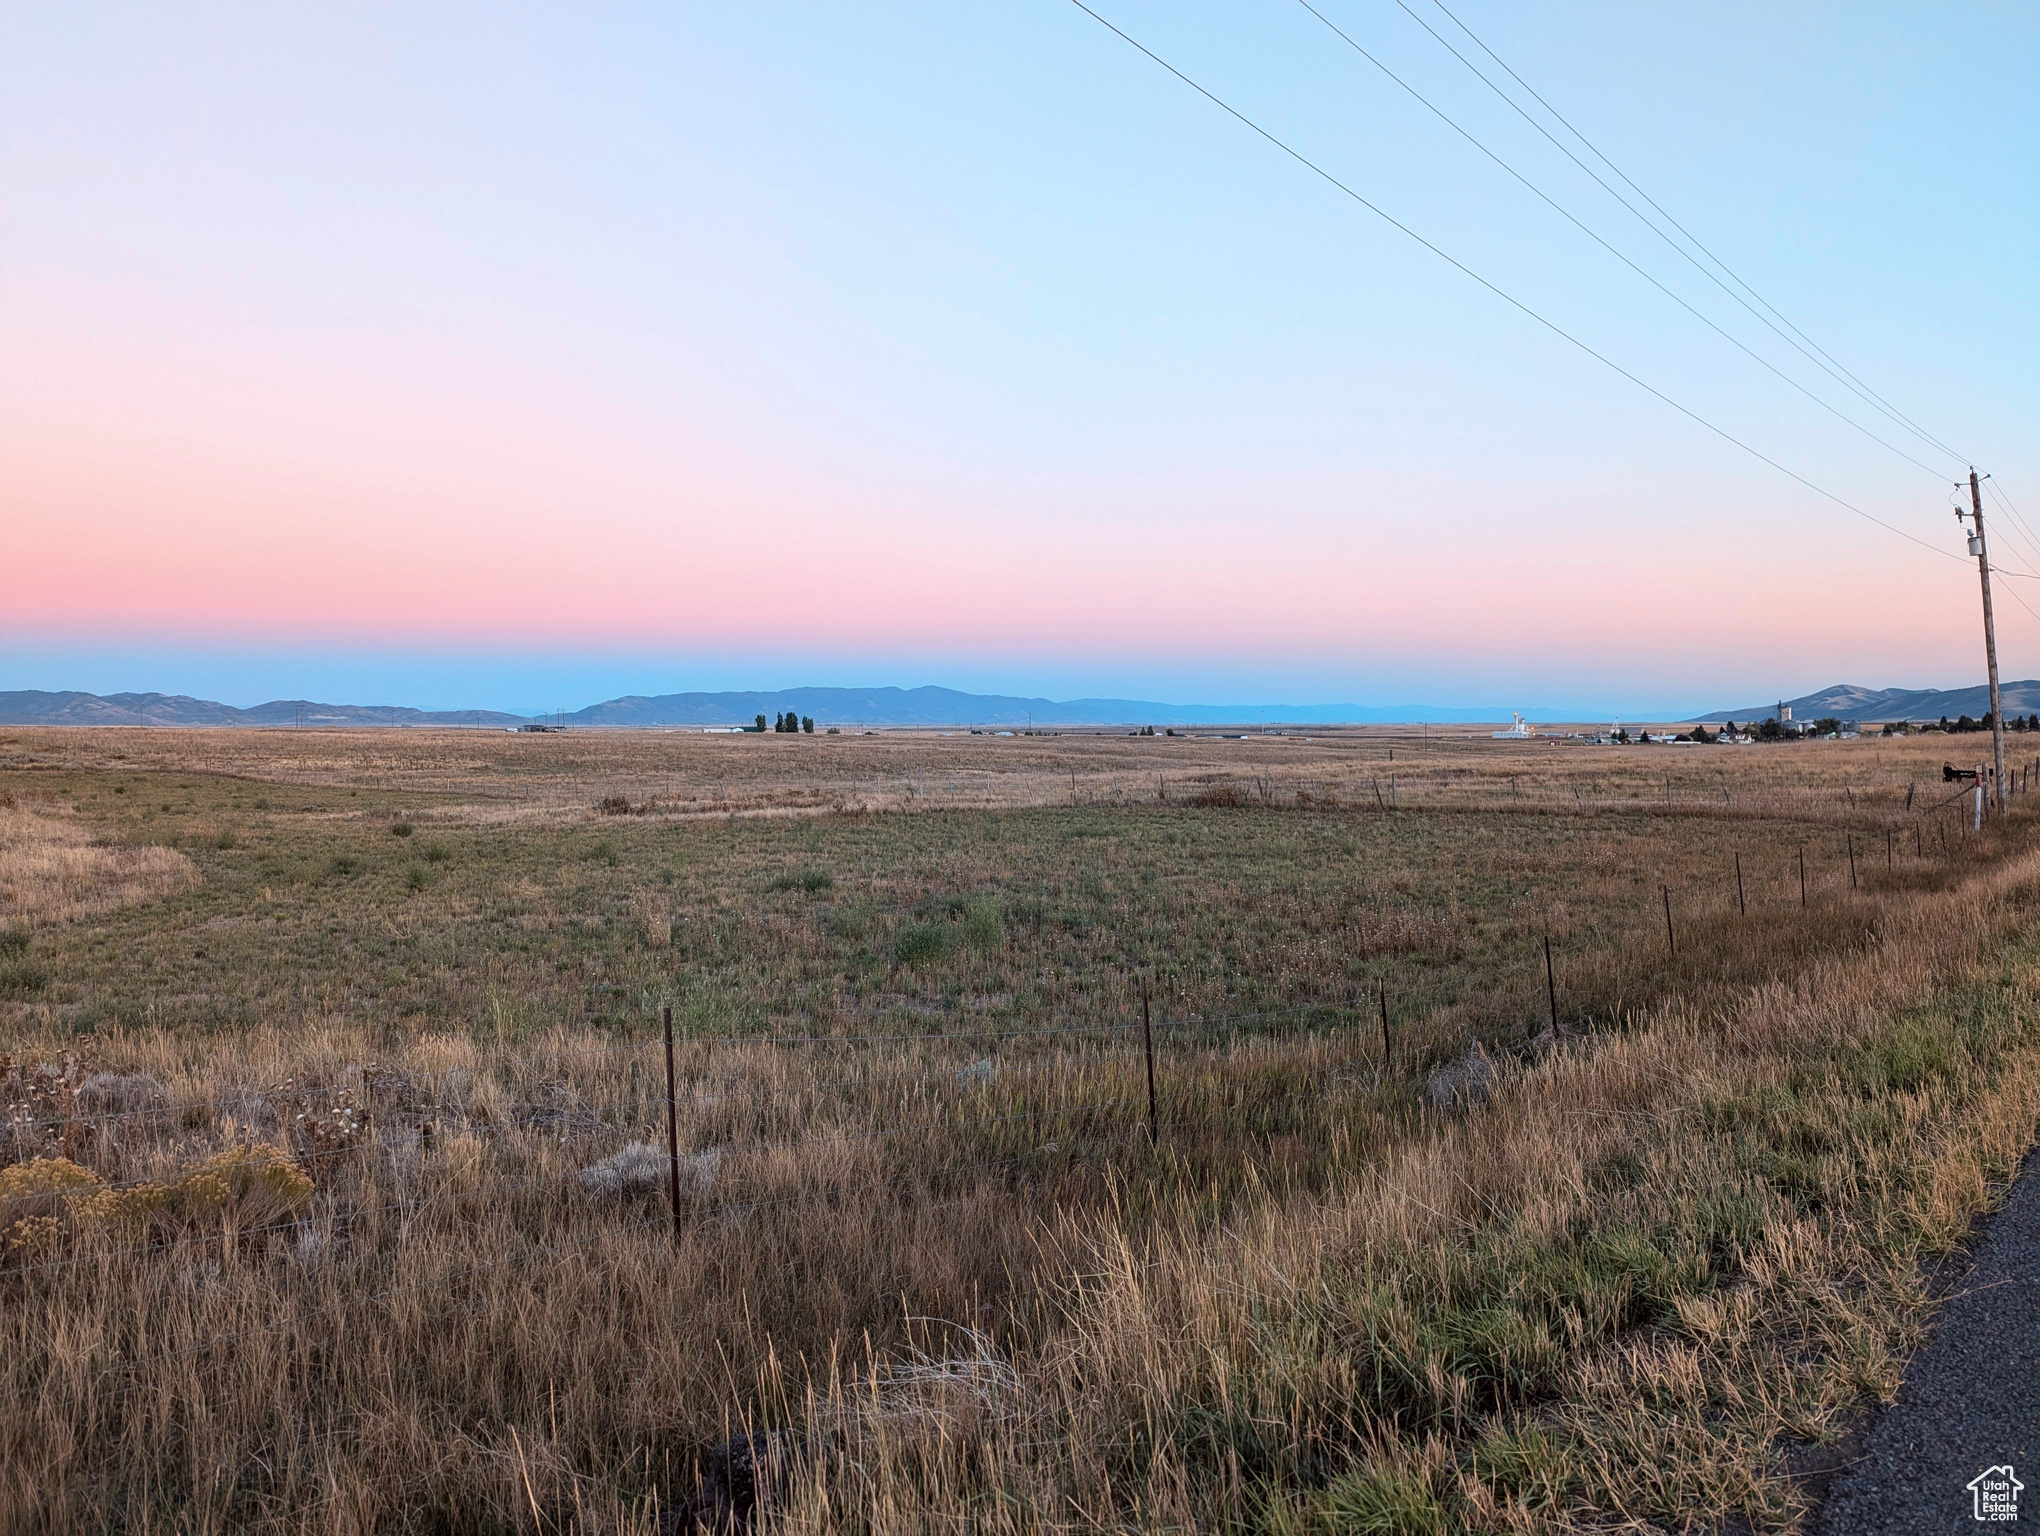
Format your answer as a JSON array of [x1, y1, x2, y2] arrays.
[[0, 686, 1527, 729], [1699, 682, 2040, 724], [0, 691, 527, 728]]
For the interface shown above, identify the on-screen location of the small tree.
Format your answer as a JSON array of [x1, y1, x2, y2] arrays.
[[802, 716, 814, 734], [754, 714, 768, 733]]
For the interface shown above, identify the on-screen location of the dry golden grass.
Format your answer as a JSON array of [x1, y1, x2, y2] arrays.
[[2, 722, 2024, 826], [0, 797, 197, 931], [1, 728, 2037, 1532]]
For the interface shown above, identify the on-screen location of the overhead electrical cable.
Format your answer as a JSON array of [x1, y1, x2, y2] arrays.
[[1294, 0, 1949, 481], [1065, 1, 1963, 565], [1986, 571, 2040, 638], [1935, 470, 2040, 579], [1936, 477, 2040, 579], [1985, 518, 2040, 584], [1424, 0, 1970, 468], [1983, 477, 2040, 568], [1388, 0, 1969, 470]]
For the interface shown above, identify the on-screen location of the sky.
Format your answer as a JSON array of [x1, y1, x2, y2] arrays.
[[3, 2, 2036, 717]]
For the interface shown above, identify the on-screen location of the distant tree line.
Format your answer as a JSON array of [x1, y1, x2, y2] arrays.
[[752, 712, 814, 734], [1913, 712, 2039, 734], [1603, 712, 2040, 746]]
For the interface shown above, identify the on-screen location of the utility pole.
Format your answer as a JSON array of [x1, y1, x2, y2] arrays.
[[1961, 468, 2008, 812]]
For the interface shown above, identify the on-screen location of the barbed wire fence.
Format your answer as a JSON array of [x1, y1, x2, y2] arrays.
[[3, 758, 2031, 1416]]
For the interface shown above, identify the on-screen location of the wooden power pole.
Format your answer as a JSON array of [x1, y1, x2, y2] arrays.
[[1963, 469, 2008, 812]]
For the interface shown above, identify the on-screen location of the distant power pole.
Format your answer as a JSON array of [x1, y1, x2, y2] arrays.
[[1960, 468, 2009, 811]]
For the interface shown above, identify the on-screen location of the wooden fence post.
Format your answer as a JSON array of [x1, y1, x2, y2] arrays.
[[1543, 935, 1559, 1033], [663, 1004, 683, 1249], [1140, 976, 1158, 1146], [1847, 834, 1857, 889], [1735, 851, 1746, 916], [1661, 885, 1676, 956], [1798, 846, 1808, 907]]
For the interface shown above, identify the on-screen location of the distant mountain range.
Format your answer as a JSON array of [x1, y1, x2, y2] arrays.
[[13, 682, 2019, 730], [565, 687, 1520, 728], [0, 691, 529, 729], [1698, 683, 2040, 724], [0, 686, 1535, 729]]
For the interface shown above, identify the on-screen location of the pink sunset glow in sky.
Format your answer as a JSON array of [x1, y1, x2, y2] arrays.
[[4, 4, 2034, 715]]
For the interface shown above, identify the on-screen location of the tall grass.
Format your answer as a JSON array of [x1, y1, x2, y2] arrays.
[[2, 733, 2038, 1530], [0, 800, 195, 929]]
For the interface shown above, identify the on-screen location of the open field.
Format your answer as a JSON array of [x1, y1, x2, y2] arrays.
[[5, 722, 2031, 824], [4, 728, 2039, 1532]]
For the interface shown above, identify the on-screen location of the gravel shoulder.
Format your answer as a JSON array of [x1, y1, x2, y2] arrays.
[[1815, 1144, 2040, 1534]]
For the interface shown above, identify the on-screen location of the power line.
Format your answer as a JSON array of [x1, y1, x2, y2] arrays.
[[1293, 0, 1951, 482], [1987, 565, 2040, 621], [1983, 476, 2040, 571], [1931, 469, 2040, 581], [1982, 514, 2040, 585], [1989, 574, 2040, 644], [1957, 474, 2040, 581], [1065, 1, 1963, 565], [1391, 0, 1969, 470]]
